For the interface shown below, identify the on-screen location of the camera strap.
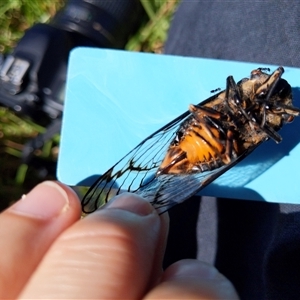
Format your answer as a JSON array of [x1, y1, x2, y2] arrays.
[[22, 118, 62, 165]]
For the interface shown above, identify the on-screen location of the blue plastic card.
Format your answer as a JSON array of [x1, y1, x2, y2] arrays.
[[58, 48, 300, 204]]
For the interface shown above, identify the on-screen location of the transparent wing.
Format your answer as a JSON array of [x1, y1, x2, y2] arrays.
[[136, 147, 256, 214], [82, 110, 191, 214]]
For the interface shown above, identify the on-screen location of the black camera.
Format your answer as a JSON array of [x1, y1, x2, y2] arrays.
[[0, 0, 145, 125], [0, 0, 145, 166]]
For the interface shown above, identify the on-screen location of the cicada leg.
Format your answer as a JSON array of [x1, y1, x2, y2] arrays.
[[255, 67, 283, 100]]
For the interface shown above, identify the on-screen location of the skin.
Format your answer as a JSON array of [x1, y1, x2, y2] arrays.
[[0, 181, 239, 299]]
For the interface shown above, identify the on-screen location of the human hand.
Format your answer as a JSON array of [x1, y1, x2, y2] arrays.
[[0, 181, 238, 299]]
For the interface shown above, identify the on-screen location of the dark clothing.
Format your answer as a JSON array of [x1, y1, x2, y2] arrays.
[[163, 2, 300, 299], [165, 1, 300, 67]]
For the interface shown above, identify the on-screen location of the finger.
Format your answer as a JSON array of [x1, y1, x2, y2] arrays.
[[0, 181, 81, 299], [148, 211, 169, 288], [144, 259, 239, 299], [19, 193, 167, 299]]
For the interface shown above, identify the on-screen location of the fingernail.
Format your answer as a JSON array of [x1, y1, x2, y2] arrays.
[[10, 181, 69, 220], [106, 193, 154, 216]]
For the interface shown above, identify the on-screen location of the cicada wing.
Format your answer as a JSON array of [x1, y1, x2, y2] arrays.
[[136, 145, 260, 214], [135, 166, 228, 214], [81, 112, 191, 214]]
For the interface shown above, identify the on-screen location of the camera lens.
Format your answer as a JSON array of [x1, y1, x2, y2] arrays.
[[51, 0, 146, 48]]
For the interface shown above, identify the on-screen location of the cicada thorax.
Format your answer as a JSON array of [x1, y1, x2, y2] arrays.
[[158, 67, 300, 175]]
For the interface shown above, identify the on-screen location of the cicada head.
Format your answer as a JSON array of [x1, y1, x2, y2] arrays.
[[244, 67, 300, 130]]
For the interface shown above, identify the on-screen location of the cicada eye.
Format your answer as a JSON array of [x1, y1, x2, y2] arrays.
[[278, 85, 291, 98]]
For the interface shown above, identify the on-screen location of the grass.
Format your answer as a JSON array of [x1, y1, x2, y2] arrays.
[[0, 0, 180, 209], [0, 0, 65, 53]]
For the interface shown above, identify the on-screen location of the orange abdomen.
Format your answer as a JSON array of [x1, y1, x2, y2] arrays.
[[159, 122, 230, 174]]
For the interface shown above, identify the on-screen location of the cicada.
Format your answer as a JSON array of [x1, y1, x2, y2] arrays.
[[82, 67, 300, 214]]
